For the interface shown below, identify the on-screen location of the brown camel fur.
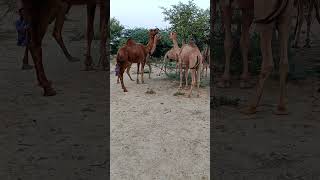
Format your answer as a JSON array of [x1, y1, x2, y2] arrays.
[[178, 40, 203, 98], [21, 0, 107, 96], [116, 28, 160, 92], [158, 32, 181, 76], [293, 0, 320, 48], [217, 0, 254, 88]]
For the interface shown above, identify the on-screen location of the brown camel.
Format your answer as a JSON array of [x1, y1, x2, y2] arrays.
[[293, 0, 320, 48], [178, 40, 203, 98], [158, 32, 181, 76], [21, 0, 107, 96], [217, 0, 254, 88], [116, 28, 160, 92]]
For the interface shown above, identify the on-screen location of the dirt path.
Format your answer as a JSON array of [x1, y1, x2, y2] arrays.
[[110, 64, 210, 179], [0, 7, 108, 180]]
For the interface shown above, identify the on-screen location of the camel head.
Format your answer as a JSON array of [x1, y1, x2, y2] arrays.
[[148, 28, 160, 38], [169, 32, 177, 40], [150, 33, 161, 55]]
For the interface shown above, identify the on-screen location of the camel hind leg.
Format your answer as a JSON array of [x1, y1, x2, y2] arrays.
[[293, 0, 304, 48], [98, 1, 107, 70], [305, 0, 315, 48], [126, 63, 134, 81], [52, 2, 80, 62]]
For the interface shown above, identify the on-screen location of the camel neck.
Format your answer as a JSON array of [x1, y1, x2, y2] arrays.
[[145, 35, 154, 53], [172, 38, 179, 49]]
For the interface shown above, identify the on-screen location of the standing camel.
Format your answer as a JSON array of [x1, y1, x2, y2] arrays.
[[21, 0, 107, 96], [158, 32, 181, 76], [293, 0, 320, 48], [178, 40, 203, 98], [217, 0, 254, 88], [116, 28, 160, 92]]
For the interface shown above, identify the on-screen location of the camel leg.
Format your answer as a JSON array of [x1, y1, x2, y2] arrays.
[[197, 64, 202, 97], [241, 25, 274, 114], [218, 5, 232, 88], [314, 0, 320, 24], [293, 0, 304, 48], [119, 65, 128, 92], [126, 63, 134, 81], [98, 2, 107, 70], [185, 67, 189, 89], [188, 69, 196, 98], [27, 10, 56, 96], [21, 46, 33, 70], [148, 62, 152, 79], [239, 9, 253, 88], [305, 0, 314, 48], [136, 63, 140, 84], [52, 2, 80, 62], [179, 62, 183, 89], [274, 13, 291, 115], [141, 61, 145, 84], [84, 4, 96, 71]]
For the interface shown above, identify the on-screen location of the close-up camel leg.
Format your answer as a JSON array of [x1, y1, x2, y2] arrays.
[[84, 4, 96, 70], [218, 6, 232, 88], [239, 10, 253, 88], [179, 62, 183, 89], [119, 65, 128, 92], [27, 11, 56, 96], [197, 63, 202, 97], [241, 26, 274, 114], [185, 67, 189, 89], [274, 15, 290, 115], [53, 2, 80, 62]]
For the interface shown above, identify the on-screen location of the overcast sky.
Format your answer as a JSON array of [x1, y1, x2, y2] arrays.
[[110, 0, 209, 29]]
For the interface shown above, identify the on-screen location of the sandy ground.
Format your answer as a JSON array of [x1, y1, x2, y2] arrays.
[[110, 64, 210, 179], [0, 7, 108, 180], [212, 22, 320, 179]]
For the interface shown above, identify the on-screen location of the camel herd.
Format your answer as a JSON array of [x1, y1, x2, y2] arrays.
[[115, 29, 207, 98]]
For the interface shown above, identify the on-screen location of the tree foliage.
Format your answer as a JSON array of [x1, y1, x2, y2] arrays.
[[160, 0, 209, 50]]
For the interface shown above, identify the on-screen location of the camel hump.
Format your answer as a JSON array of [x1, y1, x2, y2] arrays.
[[126, 38, 136, 46]]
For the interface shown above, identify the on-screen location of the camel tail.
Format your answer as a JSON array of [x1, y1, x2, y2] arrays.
[[190, 55, 200, 69], [254, 0, 290, 24]]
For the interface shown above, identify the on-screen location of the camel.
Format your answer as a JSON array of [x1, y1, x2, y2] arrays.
[[116, 28, 160, 92], [158, 32, 181, 76], [178, 40, 203, 98], [201, 45, 210, 77], [20, 0, 107, 96], [293, 0, 320, 48]]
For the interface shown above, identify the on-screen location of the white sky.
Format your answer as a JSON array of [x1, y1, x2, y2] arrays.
[[110, 0, 209, 29]]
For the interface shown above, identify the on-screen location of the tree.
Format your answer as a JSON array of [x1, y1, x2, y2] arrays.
[[160, 0, 209, 50], [110, 17, 124, 54]]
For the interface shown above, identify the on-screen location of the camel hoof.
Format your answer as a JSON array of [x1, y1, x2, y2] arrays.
[[187, 94, 191, 98], [43, 87, 56, 96], [68, 56, 80, 62], [21, 64, 33, 70], [273, 106, 289, 115], [123, 89, 128, 92], [240, 106, 257, 115], [130, 79, 135, 81]]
